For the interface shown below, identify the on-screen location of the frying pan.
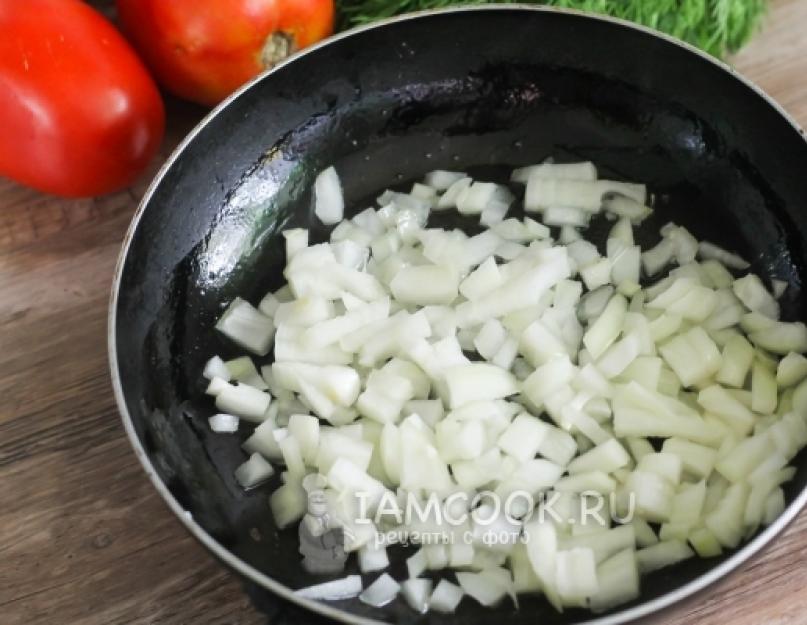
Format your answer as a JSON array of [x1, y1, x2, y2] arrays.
[[109, 6, 807, 624]]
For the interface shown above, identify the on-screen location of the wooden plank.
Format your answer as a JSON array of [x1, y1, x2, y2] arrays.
[[1, 1, 806, 624]]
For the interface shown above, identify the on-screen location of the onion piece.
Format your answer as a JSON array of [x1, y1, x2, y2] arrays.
[[583, 294, 627, 359], [429, 579, 464, 613], [525, 178, 645, 213], [352, 207, 385, 236], [641, 238, 675, 276], [512, 161, 597, 184], [216, 298, 275, 356], [215, 383, 271, 423], [666, 225, 699, 265], [283, 228, 309, 262], [543, 205, 590, 227], [748, 320, 807, 354], [763, 487, 786, 525], [205, 376, 230, 397], [636, 540, 693, 574], [424, 169, 466, 190], [733, 274, 780, 319], [772, 278, 788, 299], [442, 363, 518, 408], [661, 438, 717, 479], [497, 413, 551, 462], [203, 356, 231, 381], [359, 573, 400, 607], [390, 264, 459, 305], [401, 578, 433, 613], [456, 570, 507, 607], [698, 240, 750, 270], [715, 334, 755, 388], [258, 291, 281, 317], [296, 575, 363, 600], [589, 548, 640, 613], [567, 439, 630, 475], [776, 352, 807, 387], [269, 478, 306, 528], [235, 452, 275, 488], [481, 199, 510, 226], [437, 177, 472, 210], [751, 361, 777, 414], [314, 166, 345, 225], [580, 258, 612, 291], [688, 527, 723, 558], [457, 181, 500, 215], [658, 327, 721, 388], [225, 357, 266, 391], [555, 548, 599, 606], [411, 182, 438, 205], [602, 192, 651, 222], [208, 413, 239, 433], [560, 225, 582, 243]]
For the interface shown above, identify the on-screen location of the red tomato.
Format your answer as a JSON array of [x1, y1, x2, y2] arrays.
[[116, 0, 335, 107], [0, 0, 165, 198]]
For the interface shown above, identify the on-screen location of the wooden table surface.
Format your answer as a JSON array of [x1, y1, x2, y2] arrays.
[[2, 1, 807, 623]]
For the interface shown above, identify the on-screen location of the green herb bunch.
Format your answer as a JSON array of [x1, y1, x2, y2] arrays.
[[336, 0, 766, 57]]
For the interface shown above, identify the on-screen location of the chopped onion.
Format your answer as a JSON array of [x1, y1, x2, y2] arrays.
[[424, 169, 466, 190], [359, 542, 390, 573], [203, 355, 230, 381], [436, 177, 472, 210], [512, 161, 597, 184], [636, 540, 694, 574], [543, 205, 590, 227], [401, 578, 433, 613], [443, 363, 518, 408], [525, 178, 645, 213], [589, 548, 640, 613], [772, 278, 788, 299], [457, 181, 499, 215], [296, 575, 362, 600], [208, 413, 239, 433], [733, 273, 780, 319], [269, 479, 306, 528], [429, 579, 464, 613], [314, 166, 344, 225], [602, 192, 651, 222], [480, 199, 510, 226], [777, 352, 807, 387], [201, 159, 807, 618], [205, 376, 229, 397], [216, 298, 275, 356], [391, 264, 459, 305], [555, 548, 598, 605], [641, 238, 675, 276], [235, 452, 275, 488], [698, 241, 750, 270], [215, 383, 271, 422], [456, 570, 507, 607], [583, 294, 626, 359], [359, 573, 400, 607]]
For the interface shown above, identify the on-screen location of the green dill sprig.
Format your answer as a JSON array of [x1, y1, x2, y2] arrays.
[[335, 0, 766, 57]]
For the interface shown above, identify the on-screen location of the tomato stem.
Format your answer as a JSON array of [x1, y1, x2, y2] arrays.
[[261, 32, 296, 69]]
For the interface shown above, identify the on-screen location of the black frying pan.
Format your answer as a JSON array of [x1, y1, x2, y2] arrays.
[[110, 7, 807, 625]]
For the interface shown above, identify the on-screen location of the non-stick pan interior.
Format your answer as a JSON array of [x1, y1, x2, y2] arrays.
[[114, 8, 807, 624]]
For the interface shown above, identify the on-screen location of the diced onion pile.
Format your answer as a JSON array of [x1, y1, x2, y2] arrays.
[[202, 162, 807, 615]]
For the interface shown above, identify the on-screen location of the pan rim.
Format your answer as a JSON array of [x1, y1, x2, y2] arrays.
[[108, 5, 807, 624]]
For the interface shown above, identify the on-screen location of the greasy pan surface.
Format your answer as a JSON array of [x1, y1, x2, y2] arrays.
[[111, 7, 807, 624]]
